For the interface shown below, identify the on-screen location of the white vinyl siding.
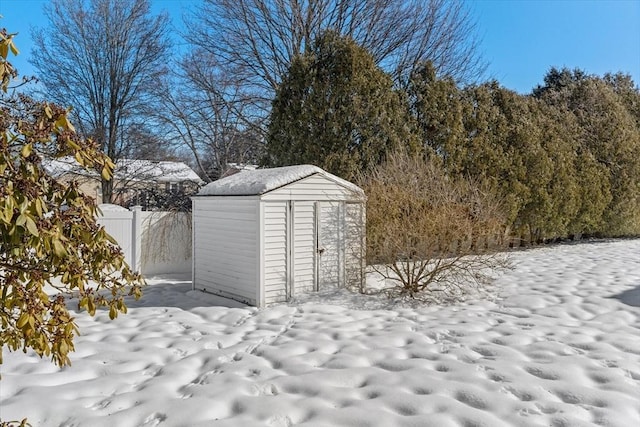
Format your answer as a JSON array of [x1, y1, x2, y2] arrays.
[[292, 201, 316, 294], [318, 201, 343, 289], [263, 202, 288, 305], [192, 198, 259, 305], [345, 202, 365, 290], [262, 174, 361, 201]]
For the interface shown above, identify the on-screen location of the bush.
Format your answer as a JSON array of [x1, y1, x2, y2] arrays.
[[1, 27, 143, 371], [359, 150, 510, 301]]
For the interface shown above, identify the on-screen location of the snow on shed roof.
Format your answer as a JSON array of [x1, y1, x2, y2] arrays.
[[197, 165, 364, 196]]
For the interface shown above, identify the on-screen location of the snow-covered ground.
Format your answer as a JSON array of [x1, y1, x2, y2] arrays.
[[2, 239, 640, 427]]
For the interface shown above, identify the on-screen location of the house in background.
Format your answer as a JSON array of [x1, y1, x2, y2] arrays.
[[44, 157, 203, 208], [219, 163, 258, 179]]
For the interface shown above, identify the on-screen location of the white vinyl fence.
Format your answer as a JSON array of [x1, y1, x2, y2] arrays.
[[96, 204, 192, 275]]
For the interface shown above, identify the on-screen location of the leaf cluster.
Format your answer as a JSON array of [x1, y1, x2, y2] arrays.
[[0, 419, 31, 427], [1, 30, 143, 368], [0, 30, 19, 91]]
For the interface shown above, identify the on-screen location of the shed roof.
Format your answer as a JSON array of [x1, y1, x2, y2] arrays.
[[197, 165, 364, 197]]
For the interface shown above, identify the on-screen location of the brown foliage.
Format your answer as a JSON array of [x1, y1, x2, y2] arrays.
[[1, 27, 143, 373], [360, 150, 510, 301]]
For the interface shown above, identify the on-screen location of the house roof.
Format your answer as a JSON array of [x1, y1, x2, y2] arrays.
[[43, 157, 203, 184], [116, 159, 203, 183], [197, 164, 364, 196]]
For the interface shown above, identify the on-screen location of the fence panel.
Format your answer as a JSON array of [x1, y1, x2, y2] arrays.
[[97, 204, 191, 275], [97, 205, 134, 267], [140, 211, 192, 275]]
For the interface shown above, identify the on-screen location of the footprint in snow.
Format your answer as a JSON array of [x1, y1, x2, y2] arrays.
[[90, 398, 112, 410], [141, 412, 167, 426], [267, 415, 293, 427]]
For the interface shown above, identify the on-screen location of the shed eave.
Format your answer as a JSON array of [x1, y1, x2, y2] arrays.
[[196, 165, 365, 198], [195, 172, 365, 200], [191, 194, 262, 199]]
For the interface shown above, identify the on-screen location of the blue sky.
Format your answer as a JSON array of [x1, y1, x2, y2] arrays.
[[471, 0, 640, 92], [1, 0, 639, 93]]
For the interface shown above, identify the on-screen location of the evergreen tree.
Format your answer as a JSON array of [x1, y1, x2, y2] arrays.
[[604, 72, 640, 128], [457, 83, 525, 229], [407, 65, 640, 241], [265, 31, 417, 180], [406, 62, 466, 170], [532, 101, 582, 238], [535, 68, 640, 236]]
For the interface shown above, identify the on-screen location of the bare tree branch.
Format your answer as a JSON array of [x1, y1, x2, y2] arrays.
[[185, 0, 485, 116], [147, 53, 264, 182], [30, 0, 171, 202], [360, 149, 510, 303]]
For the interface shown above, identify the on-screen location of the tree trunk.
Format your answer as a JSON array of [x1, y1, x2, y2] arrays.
[[101, 177, 113, 204]]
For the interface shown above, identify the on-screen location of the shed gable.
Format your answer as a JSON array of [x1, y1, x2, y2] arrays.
[[197, 165, 364, 199], [261, 173, 362, 201]]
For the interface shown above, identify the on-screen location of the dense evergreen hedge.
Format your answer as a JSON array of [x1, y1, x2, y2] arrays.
[[407, 65, 640, 243], [266, 32, 640, 243]]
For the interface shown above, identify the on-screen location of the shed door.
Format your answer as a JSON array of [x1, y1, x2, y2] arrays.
[[292, 201, 315, 295], [263, 201, 290, 304], [345, 202, 365, 290], [316, 201, 343, 289]]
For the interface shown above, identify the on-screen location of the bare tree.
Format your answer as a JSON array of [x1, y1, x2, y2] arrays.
[[30, 0, 171, 202], [150, 52, 264, 182], [122, 124, 179, 161], [186, 0, 485, 113]]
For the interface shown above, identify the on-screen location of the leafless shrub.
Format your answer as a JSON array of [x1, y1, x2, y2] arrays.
[[359, 150, 510, 302]]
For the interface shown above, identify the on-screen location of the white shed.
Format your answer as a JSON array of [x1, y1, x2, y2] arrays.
[[191, 165, 366, 307]]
